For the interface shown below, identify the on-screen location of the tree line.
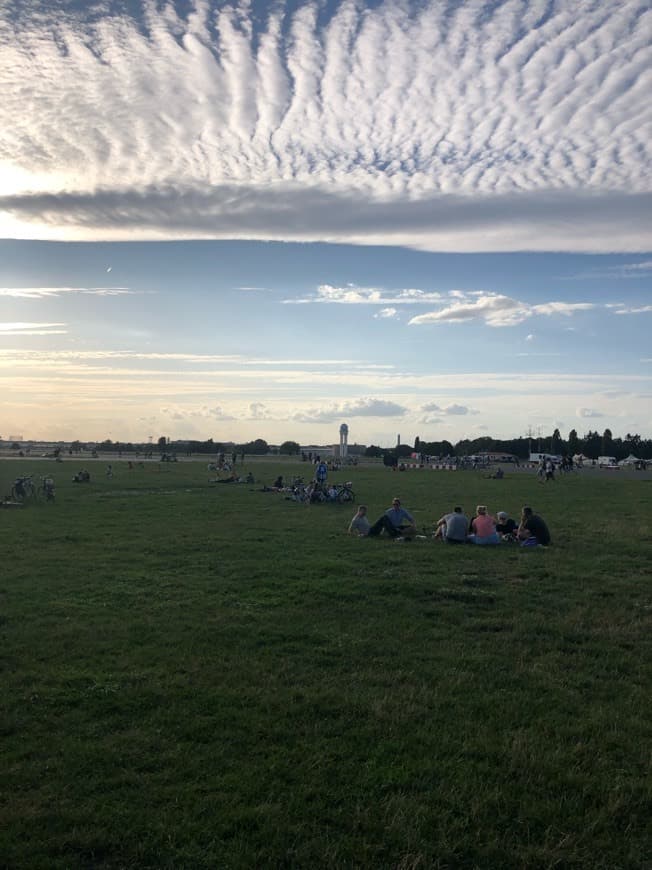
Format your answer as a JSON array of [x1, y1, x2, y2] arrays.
[[11, 428, 650, 461], [364, 429, 652, 461]]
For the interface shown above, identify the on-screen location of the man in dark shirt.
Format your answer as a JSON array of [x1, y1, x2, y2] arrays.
[[518, 506, 551, 546]]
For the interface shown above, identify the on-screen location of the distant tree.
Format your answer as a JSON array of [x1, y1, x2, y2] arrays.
[[420, 439, 454, 458], [364, 445, 383, 458], [601, 428, 614, 456], [279, 440, 301, 455], [396, 443, 414, 458], [382, 451, 398, 467], [550, 428, 563, 454], [157, 436, 167, 449], [414, 436, 421, 451], [242, 438, 268, 455], [583, 430, 601, 459], [567, 429, 580, 455]]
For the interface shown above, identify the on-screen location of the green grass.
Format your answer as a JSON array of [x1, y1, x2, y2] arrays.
[[1, 459, 651, 869]]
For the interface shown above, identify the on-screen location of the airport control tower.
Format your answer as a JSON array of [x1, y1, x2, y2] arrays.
[[339, 423, 349, 459]]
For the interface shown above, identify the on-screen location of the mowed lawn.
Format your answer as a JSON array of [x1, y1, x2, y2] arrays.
[[1, 459, 650, 869]]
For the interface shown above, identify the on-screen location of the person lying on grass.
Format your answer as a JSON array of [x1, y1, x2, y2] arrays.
[[518, 506, 551, 547], [367, 497, 417, 540]]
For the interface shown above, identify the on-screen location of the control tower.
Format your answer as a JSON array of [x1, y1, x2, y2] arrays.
[[339, 423, 349, 459]]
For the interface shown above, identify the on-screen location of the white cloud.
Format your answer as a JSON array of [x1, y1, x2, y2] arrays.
[[443, 404, 478, 416], [409, 293, 598, 327], [613, 305, 652, 315], [1, 1, 650, 250], [374, 307, 398, 319], [577, 407, 604, 418], [285, 285, 442, 305], [420, 401, 478, 416], [293, 397, 408, 423], [531, 302, 595, 317], [161, 405, 235, 421], [247, 402, 271, 420], [0, 321, 67, 335], [0, 287, 136, 298]]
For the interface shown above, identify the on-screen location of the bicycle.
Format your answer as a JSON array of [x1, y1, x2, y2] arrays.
[[11, 475, 35, 501], [335, 482, 356, 503], [38, 476, 56, 502]]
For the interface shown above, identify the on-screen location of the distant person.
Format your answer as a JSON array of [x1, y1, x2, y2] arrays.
[[468, 505, 500, 545], [245, 472, 255, 484], [315, 461, 328, 484], [518, 506, 551, 547], [368, 498, 417, 539], [348, 505, 371, 537], [434, 506, 469, 543], [496, 510, 518, 540], [106, 464, 113, 478], [544, 459, 555, 482], [272, 475, 284, 490]]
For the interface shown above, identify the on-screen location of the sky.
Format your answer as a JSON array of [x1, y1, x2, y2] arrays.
[[1, 0, 651, 446]]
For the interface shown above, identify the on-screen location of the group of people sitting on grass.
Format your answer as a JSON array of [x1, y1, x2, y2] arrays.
[[349, 499, 550, 547]]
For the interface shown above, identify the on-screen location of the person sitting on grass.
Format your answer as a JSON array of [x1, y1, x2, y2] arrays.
[[368, 497, 417, 539], [496, 510, 518, 540], [434, 506, 469, 543], [348, 505, 371, 537], [518, 506, 551, 547], [468, 505, 500, 545]]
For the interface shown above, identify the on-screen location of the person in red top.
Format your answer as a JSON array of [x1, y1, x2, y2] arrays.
[[468, 505, 500, 545]]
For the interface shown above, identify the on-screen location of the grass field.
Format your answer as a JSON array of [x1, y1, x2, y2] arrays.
[[1, 458, 650, 869]]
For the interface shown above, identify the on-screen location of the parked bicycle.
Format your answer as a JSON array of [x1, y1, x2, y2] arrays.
[[11, 475, 35, 501], [38, 476, 56, 502]]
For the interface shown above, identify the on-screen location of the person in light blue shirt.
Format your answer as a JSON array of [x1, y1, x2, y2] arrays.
[[368, 497, 417, 539]]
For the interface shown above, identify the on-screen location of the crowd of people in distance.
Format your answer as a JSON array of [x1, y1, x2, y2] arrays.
[[349, 499, 551, 547]]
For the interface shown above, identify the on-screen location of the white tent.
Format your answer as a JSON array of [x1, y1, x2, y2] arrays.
[[619, 454, 640, 465]]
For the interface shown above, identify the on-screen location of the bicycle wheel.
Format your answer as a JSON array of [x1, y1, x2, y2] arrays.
[[338, 488, 355, 503]]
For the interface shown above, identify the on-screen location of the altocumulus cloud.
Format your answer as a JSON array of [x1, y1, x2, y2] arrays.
[[409, 293, 597, 327], [421, 402, 478, 416], [1, 0, 650, 251], [293, 398, 407, 423]]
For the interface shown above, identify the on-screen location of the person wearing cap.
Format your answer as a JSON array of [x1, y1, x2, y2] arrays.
[[496, 510, 518, 539], [518, 506, 551, 546]]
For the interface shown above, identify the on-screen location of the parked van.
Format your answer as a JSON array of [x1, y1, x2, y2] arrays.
[[597, 456, 618, 467]]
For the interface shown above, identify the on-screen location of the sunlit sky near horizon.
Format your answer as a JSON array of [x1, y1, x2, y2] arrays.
[[1, 0, 651, 445]]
